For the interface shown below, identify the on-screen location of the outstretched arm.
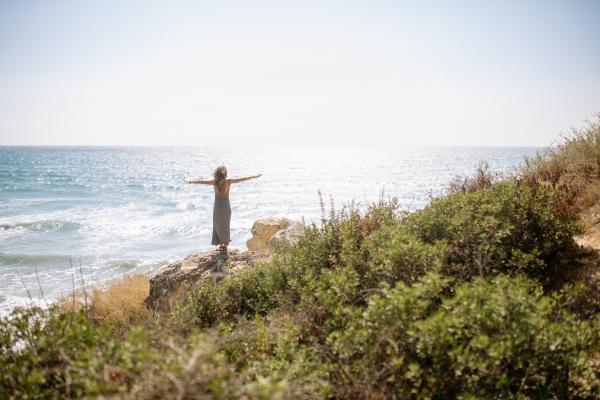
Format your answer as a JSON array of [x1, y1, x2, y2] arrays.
[[184, 179, 215, 185], [228, 174, 262, 184]]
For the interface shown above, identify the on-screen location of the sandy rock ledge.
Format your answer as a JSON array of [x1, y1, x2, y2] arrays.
[[145, 217, 303, 313], [144, 249, 269, 313]]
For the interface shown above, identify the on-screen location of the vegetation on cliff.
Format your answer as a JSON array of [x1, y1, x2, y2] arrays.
[[2, 116, 600, 399]]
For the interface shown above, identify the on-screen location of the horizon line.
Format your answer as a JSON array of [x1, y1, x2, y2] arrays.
[[0, 144, 549, 148]]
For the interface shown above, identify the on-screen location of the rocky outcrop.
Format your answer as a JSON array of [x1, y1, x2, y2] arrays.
[[246, 217, 303, 254], [267, 222, 304, 252], [145, 217, 304, 313], [144, 249, 269, 313]]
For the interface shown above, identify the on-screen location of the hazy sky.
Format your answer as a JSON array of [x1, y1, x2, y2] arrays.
[[1, 0, 599, 146]]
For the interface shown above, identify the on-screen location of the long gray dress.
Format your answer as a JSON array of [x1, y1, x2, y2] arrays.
[[211, 190, 231, 245]]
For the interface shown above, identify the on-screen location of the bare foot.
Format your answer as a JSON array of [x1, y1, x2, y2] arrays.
[[216, 244, 227, 252]]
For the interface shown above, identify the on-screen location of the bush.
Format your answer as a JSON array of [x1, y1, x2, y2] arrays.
[[364, 226, 447, 287], [124, 312, 330, 399], [0, 307, 156, 398], [173, 260, 290, 330], [405, 182, 579, 281], [269, 201, 403, 336], [0, 306, 327, 399], [121, 331, 234, 399], [329, 273, 600, 399], [218, 314, 330, 399]]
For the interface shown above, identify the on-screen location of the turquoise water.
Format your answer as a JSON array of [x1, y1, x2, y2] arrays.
[[0, 146, 540, 313]]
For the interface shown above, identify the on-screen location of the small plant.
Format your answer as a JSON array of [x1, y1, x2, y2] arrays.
[[448, 161, 501, 194]]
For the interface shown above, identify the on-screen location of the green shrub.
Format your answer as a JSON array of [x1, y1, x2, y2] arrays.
[[364, 226, 447, 287], [406, 182, 578, 280], [127, 316, 329, 400], [123, 331, 234, 399], [329, 273, 600, 399], [0, 307, 156, 398], [219, 315, 330, 399], [275, 202, 403, 336], [173, 261, 289, 330], [0, 306, 326, 399]]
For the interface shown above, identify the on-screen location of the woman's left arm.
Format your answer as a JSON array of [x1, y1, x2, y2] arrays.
[[228, 174, 261, 184], [184, 179, 215, 185]]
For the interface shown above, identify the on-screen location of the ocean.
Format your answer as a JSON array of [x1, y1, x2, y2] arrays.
[[0, 146, 540, 314]]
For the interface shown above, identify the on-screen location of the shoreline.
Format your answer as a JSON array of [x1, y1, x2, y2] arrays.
[[0, 217, 299, 317]]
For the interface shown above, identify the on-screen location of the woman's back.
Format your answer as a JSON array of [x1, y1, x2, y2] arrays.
[[214, 180, 230, 198]]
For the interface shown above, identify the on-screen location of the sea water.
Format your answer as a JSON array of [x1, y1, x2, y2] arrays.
[[0, 146, 540, 314]]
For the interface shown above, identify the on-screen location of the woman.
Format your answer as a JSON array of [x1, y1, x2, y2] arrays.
[[185, 166, 261, 252]]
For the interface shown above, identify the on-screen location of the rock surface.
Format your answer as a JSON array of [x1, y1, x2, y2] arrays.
[[267, 222, 304, 252], [144, 249, 269, 313], [145, 217, 304, 313], [246, 217, 303, 254]]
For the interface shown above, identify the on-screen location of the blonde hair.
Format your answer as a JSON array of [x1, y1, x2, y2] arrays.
[[214, 165, 228, 194]]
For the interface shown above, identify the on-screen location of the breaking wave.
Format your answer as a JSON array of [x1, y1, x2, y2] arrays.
[[0, 220, 81, 233]]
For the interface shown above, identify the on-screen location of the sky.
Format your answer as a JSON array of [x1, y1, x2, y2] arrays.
[[0, 0, 599, 146]]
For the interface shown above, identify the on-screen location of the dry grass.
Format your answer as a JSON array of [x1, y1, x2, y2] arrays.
[[57, 274, 151, 334], [520, 113, 600, 211]]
